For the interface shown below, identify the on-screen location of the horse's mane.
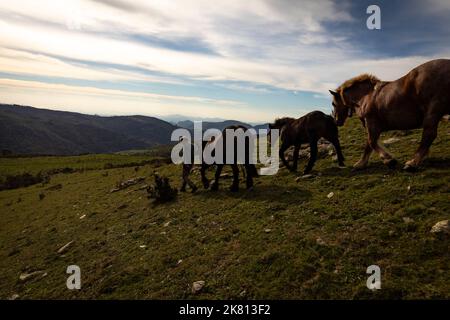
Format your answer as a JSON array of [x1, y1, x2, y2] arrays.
[[273, 117, 295, 128], [337, 73, 380, 92], [336, 73, 380, 104]]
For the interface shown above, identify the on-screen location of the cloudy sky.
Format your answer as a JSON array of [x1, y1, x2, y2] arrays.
[[0, 0, 449, 122]]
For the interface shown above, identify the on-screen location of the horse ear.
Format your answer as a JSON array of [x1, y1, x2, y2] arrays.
[[329, 90, 339, 97]]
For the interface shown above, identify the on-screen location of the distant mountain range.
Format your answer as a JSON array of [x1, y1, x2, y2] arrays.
[[0, 104, 268, 155], [176, 120, 269, 132], [159, 114, 228, 124], [0, 104, 177, 155]]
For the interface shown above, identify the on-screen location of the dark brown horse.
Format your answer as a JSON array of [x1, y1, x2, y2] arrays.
[[269, 111, 345, 174], [329, 59, 450, 170], [181, 125, 258, 192]]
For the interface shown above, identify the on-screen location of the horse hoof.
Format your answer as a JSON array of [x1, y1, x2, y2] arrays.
[[403, 164, 418, 172], [230, 185, 239, 192], [246, 185, 254, 191], [210, 183, 219, 191], [385, 159, 398, 169], [338, 165, 346, 169], [191, 187, 198, 193]]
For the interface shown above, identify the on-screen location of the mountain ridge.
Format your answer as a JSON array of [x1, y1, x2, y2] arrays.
[[0, 104, 269, 156], [0, 104, 177, 155]]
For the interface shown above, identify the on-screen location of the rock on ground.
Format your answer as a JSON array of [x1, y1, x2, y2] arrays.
[[383, 137, 401, 145], [431, 220, 450, 235], [192, 281, 205, 294], [19, 271, 47, 282], [57, 240, 74, 254]]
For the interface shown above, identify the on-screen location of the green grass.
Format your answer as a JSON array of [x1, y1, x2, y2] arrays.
[[0, 118, 449, 299], [0, 154, 152, 177]]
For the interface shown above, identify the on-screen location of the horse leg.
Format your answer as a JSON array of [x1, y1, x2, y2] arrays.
[[240, 165, 246, 179], [244, 164, 254, 190], [279, 141, 292, 171], [181, 164, 190, 192], [200, 164, 210, 189], [404, 115, 440, 170], [210, 164, 223, 191], [181, 164, 197, 192], [230, 164, 240, 192], [292, 145, 300, 172], [180, 180, 187, 192], [373, 137, 397, 168], [353, 142, 373, 169], [353, 126, 379, 169], [304, 136, 318, 174], [366, 125, 397, 169], [377, 145, 397, 169], [328, 136, 345, 167]]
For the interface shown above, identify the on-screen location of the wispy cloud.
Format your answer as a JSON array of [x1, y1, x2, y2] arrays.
[[0, 0, 449, 121]]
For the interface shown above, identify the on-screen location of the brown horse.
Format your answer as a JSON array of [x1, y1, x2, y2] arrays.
[[269, 111, 345, 174], [329, 59, 450, 170], [181, 125, 258, 192]]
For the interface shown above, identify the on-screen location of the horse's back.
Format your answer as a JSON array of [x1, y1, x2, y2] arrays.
[[374, 59, 450, 129], [410, 59, 450, 114], [303, 110, 336, 130]]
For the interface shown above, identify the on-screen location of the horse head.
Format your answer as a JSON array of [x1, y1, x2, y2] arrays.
[[330, 74, 380, 126]]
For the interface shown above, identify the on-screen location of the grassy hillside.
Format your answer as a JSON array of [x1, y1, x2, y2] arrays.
[[0, 118, 449, 299], [0, 104, 177, 155]]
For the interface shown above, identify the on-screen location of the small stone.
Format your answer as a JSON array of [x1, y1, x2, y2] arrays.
[[264, 228, 272, 233], [192, 281, 205, 294], [79, 214, 86, 220], [177, 259, 183, 265], [57, 241, 74, 254], [19, 270, 46, 282], [383, 137, 401, 145], [316, 237, 326, 246], [163, 221, 171, 227], [403, 217, 414, 224], [139, 245, 147, 249], [8, 294, 20, 300], [431, 220, 450, 235], [327, 192, 334, 199]]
